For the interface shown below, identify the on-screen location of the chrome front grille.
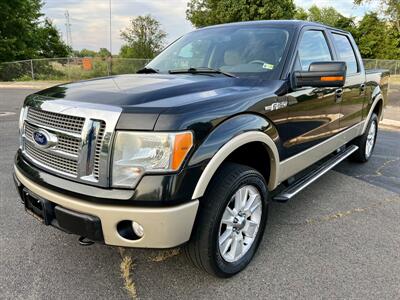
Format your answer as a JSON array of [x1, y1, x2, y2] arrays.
[[27, 107, 85, 134], [93, 121, 106, 179], [20, 100, 121, 187], [25, 143, 78, 175], [25, 122, 80, 155]]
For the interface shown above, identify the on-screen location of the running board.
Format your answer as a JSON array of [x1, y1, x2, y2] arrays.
[[273, 145, 359, 202]]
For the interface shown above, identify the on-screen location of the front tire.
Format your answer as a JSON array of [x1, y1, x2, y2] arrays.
[[184, 163, 269, 277], [350, 113, 378, 162]]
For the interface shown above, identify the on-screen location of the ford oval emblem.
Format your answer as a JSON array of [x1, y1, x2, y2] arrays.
[[32, 129, 53, 148]]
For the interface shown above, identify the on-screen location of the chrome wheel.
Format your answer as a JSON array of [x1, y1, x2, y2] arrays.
[[218, 185, 262, 263], [365, 120, 377, 158]]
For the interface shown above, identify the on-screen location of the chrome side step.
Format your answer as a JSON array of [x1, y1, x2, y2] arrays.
[[273, 145, 359, 202]]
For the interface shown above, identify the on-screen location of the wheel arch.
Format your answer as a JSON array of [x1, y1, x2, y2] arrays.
[[362, 95, 384, 134], [191, 131, 280, 199]]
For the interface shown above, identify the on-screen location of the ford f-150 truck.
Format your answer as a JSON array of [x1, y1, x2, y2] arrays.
[[14, 21, 389, 277]]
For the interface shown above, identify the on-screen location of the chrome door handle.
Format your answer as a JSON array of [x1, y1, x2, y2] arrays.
[[335, 88, 343, 102], [336, 88, 343, 96], [360, 83, 366, 94]]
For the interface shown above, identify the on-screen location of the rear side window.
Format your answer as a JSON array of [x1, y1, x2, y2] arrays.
[[297, 30, 332, 71], [332, 33, 358, 74]]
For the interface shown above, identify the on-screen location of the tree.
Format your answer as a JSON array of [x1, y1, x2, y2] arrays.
[[0, 0, 70, 62], [186, 0, 296, 28], [119, 45, 136, 58], [37, 19, 71, 58], [294, 7, 309, 20], [296, 5, 357, 35], [97, 48, 111, 59], [73, 49, 98, 57], [119, 15, 166, 59], [354, 0, 400, 33], [355, 13, 400, 59], [0, 0, 42, 62]]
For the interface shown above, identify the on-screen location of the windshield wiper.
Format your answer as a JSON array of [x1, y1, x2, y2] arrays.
[[168, 67, 237, 78], [137, 67, 159, 74]]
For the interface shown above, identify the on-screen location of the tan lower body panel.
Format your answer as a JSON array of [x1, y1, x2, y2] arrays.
[[278, 121, 365, 182], [15, 167, 199, 248]]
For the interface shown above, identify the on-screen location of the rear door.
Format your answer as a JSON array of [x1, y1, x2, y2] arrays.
[[330, 32, 366, 131], [283, 28, 341, 158]]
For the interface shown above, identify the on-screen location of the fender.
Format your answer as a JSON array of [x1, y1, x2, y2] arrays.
[[189, 114, 280, 199], [362, 85, 384, 134]]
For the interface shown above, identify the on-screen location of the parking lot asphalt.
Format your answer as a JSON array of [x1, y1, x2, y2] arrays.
[[1, 88, 399, 299]]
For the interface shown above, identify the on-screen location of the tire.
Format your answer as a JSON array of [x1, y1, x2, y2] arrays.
[[350, 113, 378, 163], [184, 162, 269, 277]]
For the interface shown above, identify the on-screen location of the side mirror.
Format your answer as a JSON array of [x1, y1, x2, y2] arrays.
[[292, 61, 346, 88]]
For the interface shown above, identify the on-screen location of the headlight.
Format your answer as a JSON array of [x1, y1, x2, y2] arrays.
[[112, 131, 193, 188], [19, 107, 26, 133], [18, 107, 26, 148]]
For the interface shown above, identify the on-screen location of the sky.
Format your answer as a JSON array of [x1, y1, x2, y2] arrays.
[[42, 0, 378, 54]]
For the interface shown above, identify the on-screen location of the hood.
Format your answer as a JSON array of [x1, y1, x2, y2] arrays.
[[36, 74, 237, 106], [34, 74, 286, 130]]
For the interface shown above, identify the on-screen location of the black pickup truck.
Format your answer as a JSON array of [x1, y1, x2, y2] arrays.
[[14, 20, 389, 277]]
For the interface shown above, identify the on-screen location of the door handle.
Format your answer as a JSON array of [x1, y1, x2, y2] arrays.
[[360, 83, 366, 94], [335, 88, 343, 102]]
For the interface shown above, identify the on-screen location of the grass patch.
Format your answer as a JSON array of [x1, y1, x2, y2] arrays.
[[389, 75, 400, 84], [120, 255, 137, 300], [149, 248, 181, 262]]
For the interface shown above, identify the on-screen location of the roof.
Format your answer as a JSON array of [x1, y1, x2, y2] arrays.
[[199, 20, 349, 34]]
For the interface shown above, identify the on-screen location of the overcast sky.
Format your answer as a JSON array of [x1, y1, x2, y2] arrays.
[[42, 0, 378, 54]]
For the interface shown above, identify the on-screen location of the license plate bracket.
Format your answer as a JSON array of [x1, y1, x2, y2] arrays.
[[22, 188, 54, 225]]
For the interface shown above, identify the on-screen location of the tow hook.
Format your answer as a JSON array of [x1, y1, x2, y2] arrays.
[[78, 236, 94, 246]]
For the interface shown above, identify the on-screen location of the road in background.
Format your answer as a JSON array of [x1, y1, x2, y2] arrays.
[[1, 89, 399, 299]]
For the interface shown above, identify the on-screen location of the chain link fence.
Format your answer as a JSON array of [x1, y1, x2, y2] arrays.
[[0, 57, 399, 82], [363, 59, 400, 75], [0, 57, 151, 81]]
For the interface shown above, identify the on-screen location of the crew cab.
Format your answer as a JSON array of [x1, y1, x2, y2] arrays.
[[14, 21, 389, 277]]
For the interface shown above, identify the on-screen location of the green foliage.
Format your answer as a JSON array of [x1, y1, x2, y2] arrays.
[[294, 8, 308, 20], [0, 0, 42, 62], [186, 0, 399, 59], [0, 62, 31, 81], [355, 13, 400, 59], [119, 15, 166, 59], [0, 0, 71, 62], [37, 19, 72, 58], [298, 6, 399, 59], [111, 58, 150, 75], [306, 5, 354, 28], [296, 5, 357, 36], [119, 45, 136, 58], [73, 49, 97, 57], [354, 0, 400, 33], [186, 0, 296, 28], [72, 48, 111, 59], [97, 48, 111, 59], [0, 59, 65, 81]]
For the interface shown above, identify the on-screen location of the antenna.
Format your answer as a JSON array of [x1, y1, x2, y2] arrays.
[[65, 10, 73, 49]]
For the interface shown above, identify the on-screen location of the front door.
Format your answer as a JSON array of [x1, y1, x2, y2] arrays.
[[283, 29, 341, 159]]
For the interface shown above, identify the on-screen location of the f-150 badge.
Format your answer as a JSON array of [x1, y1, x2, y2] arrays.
[[265, 100, 288, 112]]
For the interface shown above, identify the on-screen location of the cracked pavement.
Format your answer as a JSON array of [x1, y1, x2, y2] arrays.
[[1, 88, 399, 299]]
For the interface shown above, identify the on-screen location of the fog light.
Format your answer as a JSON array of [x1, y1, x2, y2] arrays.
[[132, 221, 144, 237]]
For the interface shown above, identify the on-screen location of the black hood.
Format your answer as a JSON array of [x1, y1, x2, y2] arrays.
[[34, 74, 286, 130]]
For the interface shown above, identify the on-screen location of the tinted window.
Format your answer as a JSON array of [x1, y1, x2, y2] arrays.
[[332, 33, 358, 74], [148, 27, 290, 78], [297, 31, 332, 71]]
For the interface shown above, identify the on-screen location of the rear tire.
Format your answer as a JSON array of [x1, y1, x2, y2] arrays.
[[184, 163, 269, 277], [350, 113, 378, 163]]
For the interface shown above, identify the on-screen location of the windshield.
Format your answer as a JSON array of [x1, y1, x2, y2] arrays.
[[147, 25, 291, 79]]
